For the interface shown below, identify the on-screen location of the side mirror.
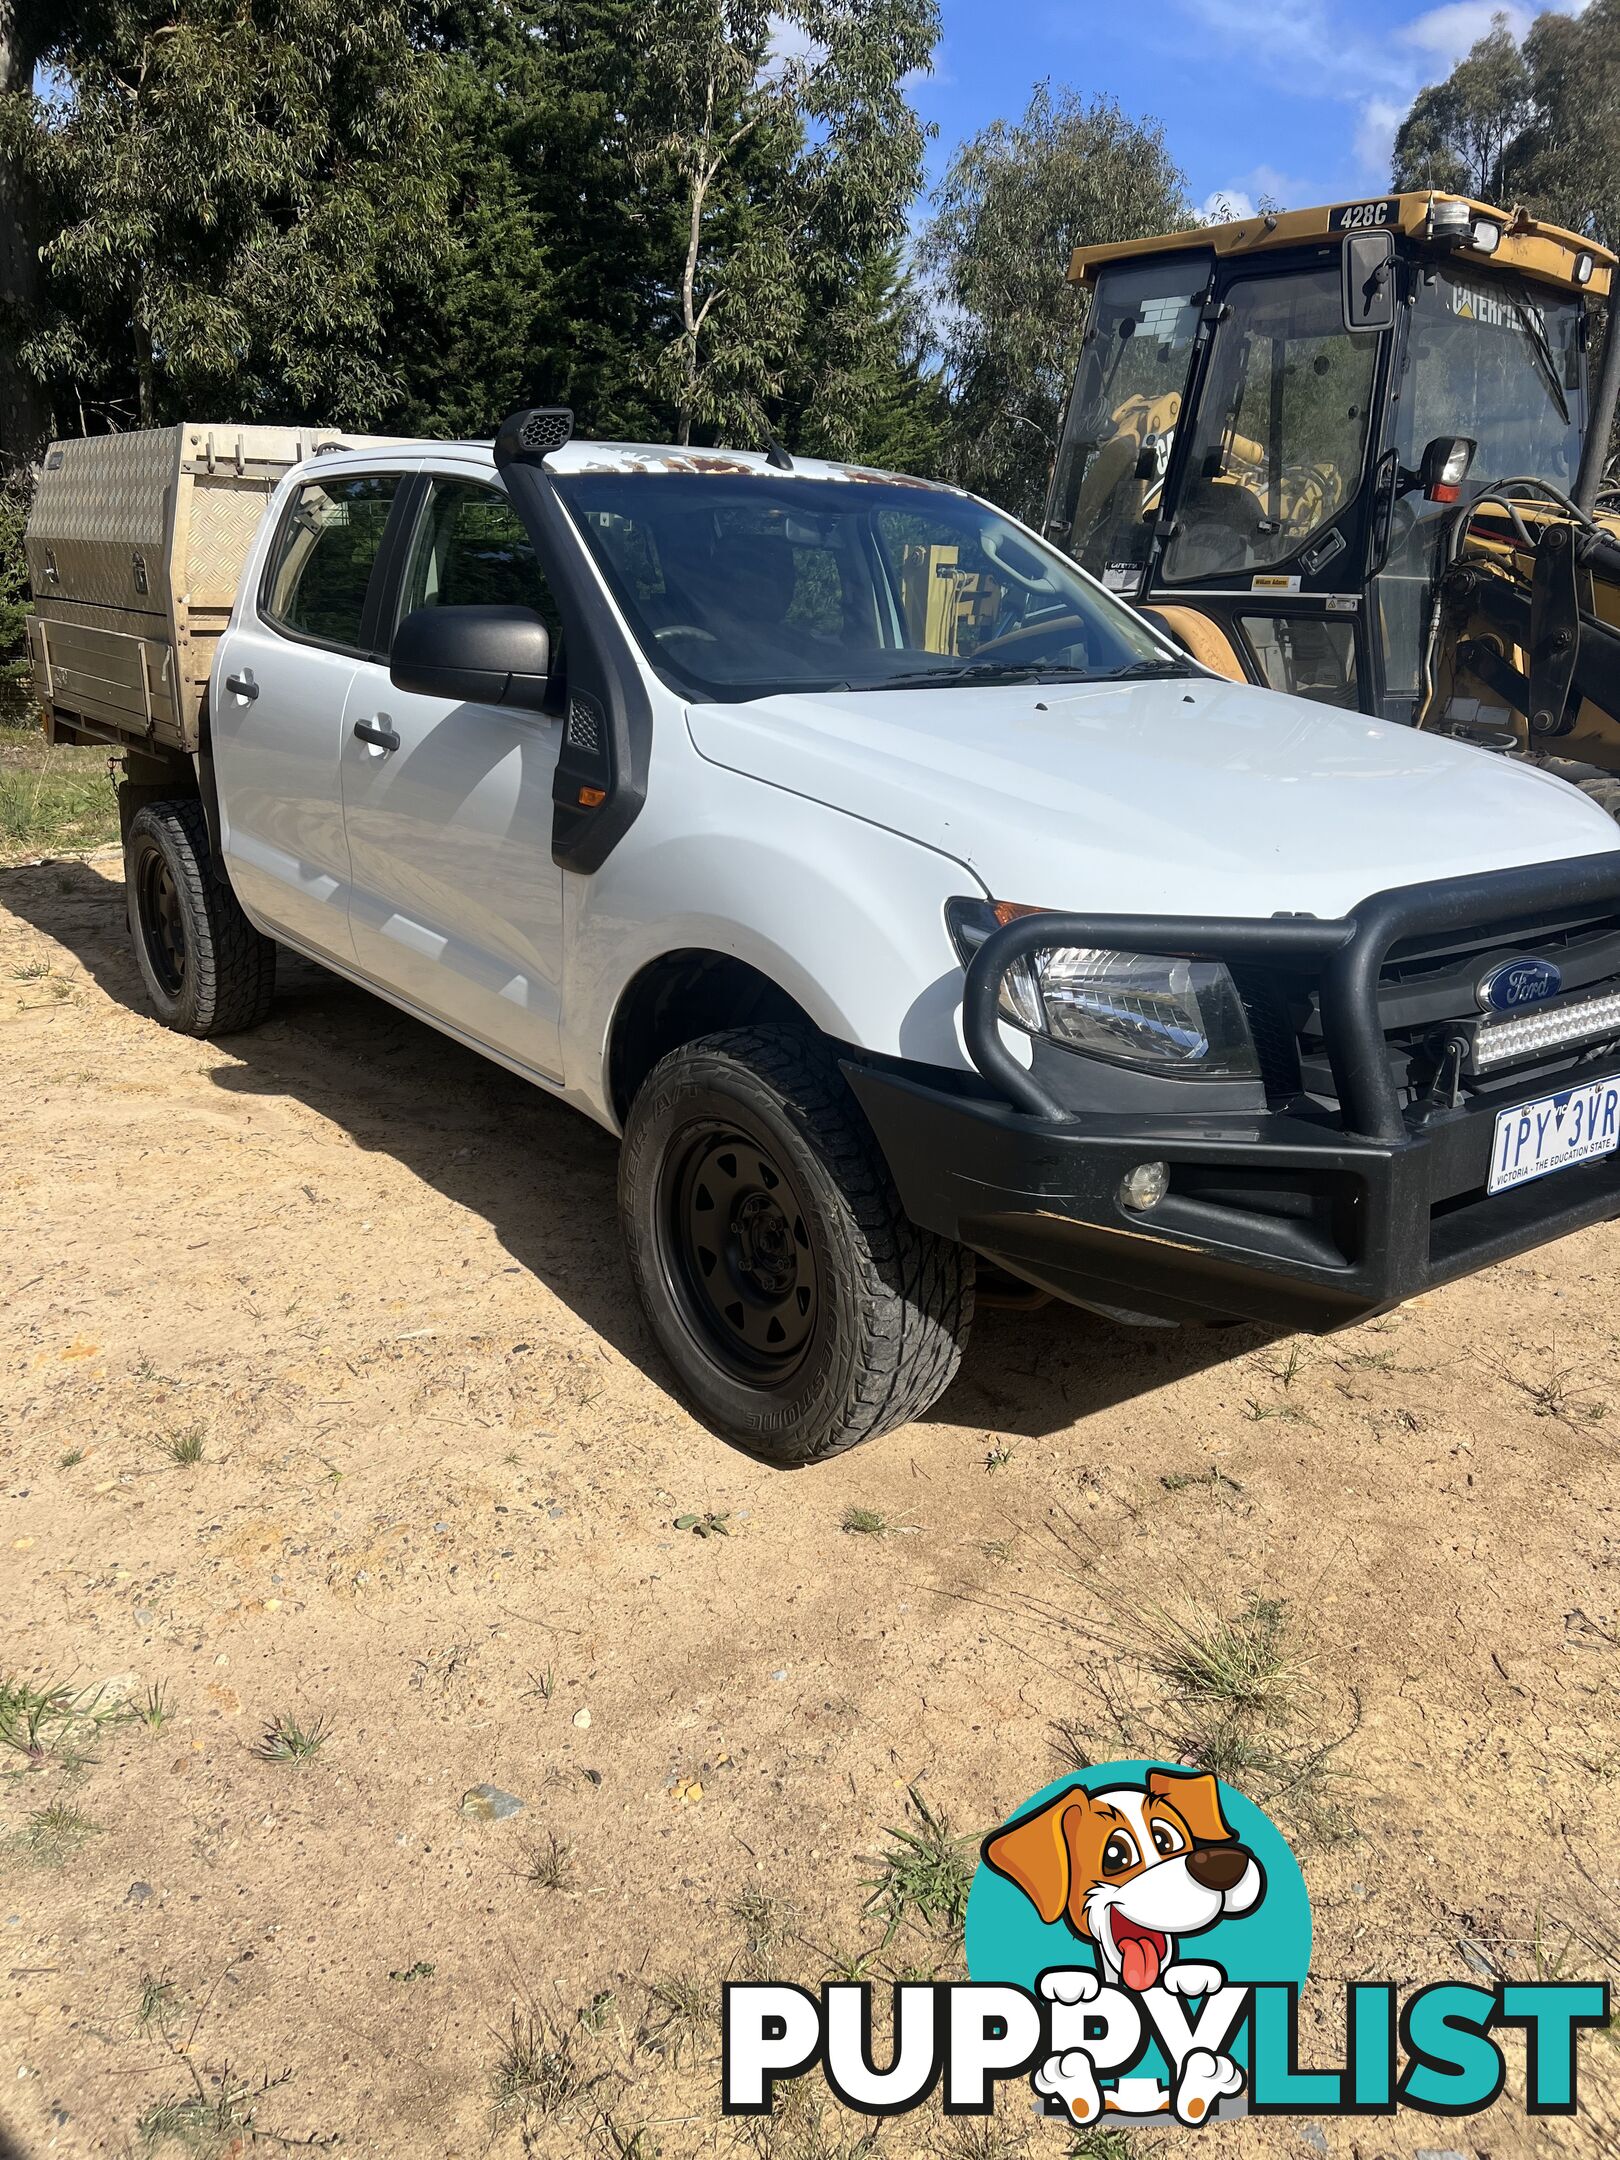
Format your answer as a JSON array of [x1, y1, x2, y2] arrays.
[[1342, 229, 1396, 333], [390, 604, 551, 710], [1419, 435, 1477, 504]]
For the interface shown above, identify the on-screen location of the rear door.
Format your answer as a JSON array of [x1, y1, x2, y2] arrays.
[[213, 467, 409, 960], [339, 468, 567, 1077]]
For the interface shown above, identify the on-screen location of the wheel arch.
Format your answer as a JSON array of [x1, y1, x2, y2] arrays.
[[606, 948, 822, 1125]]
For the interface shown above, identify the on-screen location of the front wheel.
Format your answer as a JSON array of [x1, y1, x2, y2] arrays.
[[619, 1025, 974, 1462], [125, 799, 276, 1035]]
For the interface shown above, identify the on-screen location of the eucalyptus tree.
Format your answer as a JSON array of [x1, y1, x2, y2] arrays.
[[920, 84, 1189, 520]]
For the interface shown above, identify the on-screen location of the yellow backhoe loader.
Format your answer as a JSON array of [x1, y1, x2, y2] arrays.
[[1044, 193, 1620, 814]]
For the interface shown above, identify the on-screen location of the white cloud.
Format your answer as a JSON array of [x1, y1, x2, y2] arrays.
[[1173, 0, 1590, 201], [1198, 163, 1319, 221], [1398, 1, 1531, 60], [1353, 95, 1408, 184], [1199, 189, 1256, 222], [1179, 0, 1410, 100], [764, 14, 826, 74]]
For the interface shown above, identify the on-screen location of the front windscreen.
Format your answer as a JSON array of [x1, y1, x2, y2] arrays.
[[553, 472, 1182, 702], [1402, 266, 1585, 491], [1376, 268, 1588, 703], [1043, 256, 1208, 594]]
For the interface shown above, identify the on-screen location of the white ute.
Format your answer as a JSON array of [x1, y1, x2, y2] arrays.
[[27, 407, 1620, 1459]]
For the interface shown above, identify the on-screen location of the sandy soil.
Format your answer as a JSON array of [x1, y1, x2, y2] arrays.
[[2, 852, 1618, 2160]]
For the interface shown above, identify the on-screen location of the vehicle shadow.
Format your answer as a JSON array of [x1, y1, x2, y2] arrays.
[[2, 856, 1269, 1449]]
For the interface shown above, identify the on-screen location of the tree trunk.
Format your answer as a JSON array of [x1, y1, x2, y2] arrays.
[[0, 0, 53, 464], [677, 160, 706, 447], [134, 308, 157, 427]]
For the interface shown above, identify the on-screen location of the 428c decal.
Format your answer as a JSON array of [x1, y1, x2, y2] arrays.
[[1333, 198, 1400, 230]]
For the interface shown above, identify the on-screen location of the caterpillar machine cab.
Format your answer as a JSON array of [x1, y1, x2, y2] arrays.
[[1044, 193, 1620, 814]]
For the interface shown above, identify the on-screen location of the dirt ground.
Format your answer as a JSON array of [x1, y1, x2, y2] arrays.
[[2, 849, 1618, 2160]]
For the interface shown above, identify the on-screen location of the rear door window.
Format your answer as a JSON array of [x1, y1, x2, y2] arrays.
[[262, 473, 403, 651]]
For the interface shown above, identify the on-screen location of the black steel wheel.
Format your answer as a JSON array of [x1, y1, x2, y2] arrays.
[[658, 1122, 819, 1381], [135, 840, 188, 998], [619, 1023, 974, 1463], [123, 798, 276, 1036]]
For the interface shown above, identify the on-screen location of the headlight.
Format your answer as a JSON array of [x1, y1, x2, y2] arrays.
[[948, 899, 1260, 1079]]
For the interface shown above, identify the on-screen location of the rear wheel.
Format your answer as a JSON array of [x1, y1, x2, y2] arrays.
[[125, 799, 275, 1036], [619, 1024, 974, 1462]]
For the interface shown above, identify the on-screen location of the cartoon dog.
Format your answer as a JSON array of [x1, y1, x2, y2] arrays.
[[983, 1768, 1264, 2125]]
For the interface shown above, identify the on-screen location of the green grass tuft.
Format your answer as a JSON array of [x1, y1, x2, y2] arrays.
[[154, 1424, 207, 1467], [253, 1711, 330, 1766], [861, 1786, 976, 1945], [841, 1506, 888, 1537], [7, 1800, 101, 1867], [0, 1675, 125, 1769]]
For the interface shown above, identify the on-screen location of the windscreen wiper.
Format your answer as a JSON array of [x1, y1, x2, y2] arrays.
[[855, 661, 1110, 691], [1102, 656, 1202, 680], [1512, 289, 1571, 429]]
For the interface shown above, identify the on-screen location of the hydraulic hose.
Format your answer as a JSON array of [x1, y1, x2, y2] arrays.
[[1575, 301, 1620, 516]]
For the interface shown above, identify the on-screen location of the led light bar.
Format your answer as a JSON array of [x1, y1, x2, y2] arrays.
[[1472, 988, 1620, 1071]]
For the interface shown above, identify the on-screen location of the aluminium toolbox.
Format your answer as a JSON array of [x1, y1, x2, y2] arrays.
[[25, 423, 394, 753]]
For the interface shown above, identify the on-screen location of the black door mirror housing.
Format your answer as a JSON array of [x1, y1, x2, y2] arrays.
[[1341, 229, 1396, 333], [390, 604, 551, 711]]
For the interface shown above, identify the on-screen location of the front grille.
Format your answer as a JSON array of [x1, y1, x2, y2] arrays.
[[1290, 904, 1620, 1115]]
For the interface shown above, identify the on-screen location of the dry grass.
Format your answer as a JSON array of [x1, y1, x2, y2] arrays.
[[0, 719, 118, 863], [489, 2006, 600, 2128]]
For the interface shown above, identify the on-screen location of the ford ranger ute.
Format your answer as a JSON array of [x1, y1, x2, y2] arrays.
[[26, 408, 1620, 1461]]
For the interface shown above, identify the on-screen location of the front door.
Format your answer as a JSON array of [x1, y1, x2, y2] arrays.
[[340, 472, 567, 1078], [213, 469, 406, 962], [1146, 257, 1387, 712]]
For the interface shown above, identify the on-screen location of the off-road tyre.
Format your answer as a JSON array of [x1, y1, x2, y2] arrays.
[[619, 1023, 974, 1463], [125, 798, 275, 1036]]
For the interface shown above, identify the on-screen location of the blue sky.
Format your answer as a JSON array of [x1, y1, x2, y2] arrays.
[[907, 0, 1581, 219]]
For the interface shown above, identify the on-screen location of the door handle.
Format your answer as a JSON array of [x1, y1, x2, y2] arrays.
[[353, 718, 401, 752], [224, 671, 258, 701]]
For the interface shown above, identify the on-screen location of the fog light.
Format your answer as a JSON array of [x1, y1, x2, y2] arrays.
[[1119, 1160, 1169, 1212]]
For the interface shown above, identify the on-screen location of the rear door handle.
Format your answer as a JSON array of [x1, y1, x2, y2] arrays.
[[353, 718, 401, 752], [224, 671, 258, 701]]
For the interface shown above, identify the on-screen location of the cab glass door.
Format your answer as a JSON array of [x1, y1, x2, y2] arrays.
[[1159, 264, 1379, 587]]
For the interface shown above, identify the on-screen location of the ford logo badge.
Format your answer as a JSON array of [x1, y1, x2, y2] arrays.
[[1477, 956, 1562, 1012]]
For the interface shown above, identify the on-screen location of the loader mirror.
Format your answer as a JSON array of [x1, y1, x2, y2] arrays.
[[391, 603, 551, 710], [1342, 229, 1396, 333], [1419, 435, 1477, 505]]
